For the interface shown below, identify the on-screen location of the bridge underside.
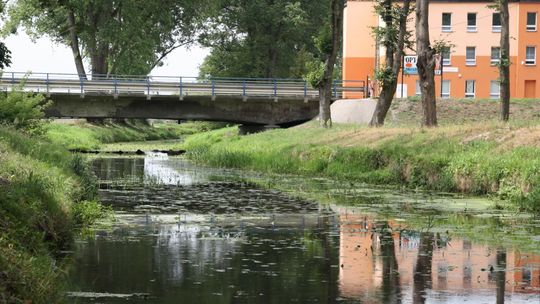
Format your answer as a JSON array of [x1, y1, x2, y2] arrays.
[[44, 94, 321, 126]]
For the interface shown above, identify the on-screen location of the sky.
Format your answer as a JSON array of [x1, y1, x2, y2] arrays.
[[3, 32, 210, 77]]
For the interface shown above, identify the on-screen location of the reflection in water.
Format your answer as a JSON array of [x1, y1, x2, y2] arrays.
[[379, 222, 402, 303], [413, 232, 433, 304], [68, 156, 540, 303]]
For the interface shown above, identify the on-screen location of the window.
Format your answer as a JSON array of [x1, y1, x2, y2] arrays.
[[490, 81, 500, 99], [491, 47, 501, 65], [416, 80, 421, 95], [442, 47, 451, 66], [492, 13, 501, 32], [467, 13, 477, 32], [442, 80, 450, 98], [526, 46, 536, 65], [466, 47, 476, 65], [442, 13, 452, 32], [527, 12, 537, 31], [465, 80, 476, 98]]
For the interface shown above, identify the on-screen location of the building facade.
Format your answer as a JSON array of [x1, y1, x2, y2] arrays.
[[343, 0, 540, 99]]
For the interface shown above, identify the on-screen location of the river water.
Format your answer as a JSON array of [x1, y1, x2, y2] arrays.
[[67, 154, 540, 303]]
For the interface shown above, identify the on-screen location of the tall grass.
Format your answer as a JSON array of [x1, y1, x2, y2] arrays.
[[0, 128, 100, 302], [184, 122, 540, 212], [46, 120, 230, 151]]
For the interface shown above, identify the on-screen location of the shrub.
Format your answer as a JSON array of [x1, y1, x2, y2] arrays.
[[0, 88, 51, 135]]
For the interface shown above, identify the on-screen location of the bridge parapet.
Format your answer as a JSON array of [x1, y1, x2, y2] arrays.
[[0, 72, 366, 101]]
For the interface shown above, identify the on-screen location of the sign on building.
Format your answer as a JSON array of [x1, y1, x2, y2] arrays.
[[404, 56, 418, 75], [404, 55, 447, 75]]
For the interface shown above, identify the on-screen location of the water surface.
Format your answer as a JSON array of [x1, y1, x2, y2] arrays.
[[67, 154, 540, 303]]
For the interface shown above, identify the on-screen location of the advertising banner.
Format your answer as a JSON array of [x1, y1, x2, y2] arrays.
[[404, 56, 418, 75]]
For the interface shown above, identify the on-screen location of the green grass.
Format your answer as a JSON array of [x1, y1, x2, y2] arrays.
[[46, 120, 229, 151], [183, 121, 540, 212], [0, 128, 101, 303]]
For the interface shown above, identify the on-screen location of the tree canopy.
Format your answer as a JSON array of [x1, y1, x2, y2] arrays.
[[0, 2, 11, 69], [2, 0, 206, 76], [198, 0, 330, 79]]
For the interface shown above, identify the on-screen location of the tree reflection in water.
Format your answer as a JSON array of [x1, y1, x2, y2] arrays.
[[413, 232, 434, 304], [496, 248, 507, 304], [377, 221, 402, 303]]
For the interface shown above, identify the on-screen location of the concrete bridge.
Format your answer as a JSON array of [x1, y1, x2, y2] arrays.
[[0, 72, 366, 127]]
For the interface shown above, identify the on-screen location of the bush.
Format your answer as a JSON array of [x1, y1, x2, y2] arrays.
[[0, 88, 51, 135]]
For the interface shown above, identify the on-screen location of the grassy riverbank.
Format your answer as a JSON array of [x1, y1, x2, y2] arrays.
[[46, 120, 226, 151], [183, 121, 540, 212], [0, 128, 104, 302]]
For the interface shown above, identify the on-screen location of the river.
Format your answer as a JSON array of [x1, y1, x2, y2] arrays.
[[66, 153, 540, 303]]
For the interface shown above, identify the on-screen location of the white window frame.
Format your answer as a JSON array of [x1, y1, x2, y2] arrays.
[[465, 80, 476, 98], [527, 12, 537, 31], [442, 48, 451, 66], [442, 13, 452, 32], [441, 80, 451, 98], [526, 46, 536, 65], [491, 47, 501, 65], [466, 47, 476, 66], [492, 13, 501, 32], [467, 13, 477, 32], [490, 81, 501, 99]]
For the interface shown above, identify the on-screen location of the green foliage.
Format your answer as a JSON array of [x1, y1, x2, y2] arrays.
[[3, 0, 205, 75], [0, 42, 11, 69], [375, 65, 394, 85], [199, 0, 330, 79], [72, 201, 113, 227], [0, 89, 51, 135]]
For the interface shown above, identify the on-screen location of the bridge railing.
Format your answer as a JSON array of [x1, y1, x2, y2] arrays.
[[0, 72, 366, 100]]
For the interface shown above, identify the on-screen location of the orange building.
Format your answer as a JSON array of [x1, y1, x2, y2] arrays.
[[343, 0, 540, 99]]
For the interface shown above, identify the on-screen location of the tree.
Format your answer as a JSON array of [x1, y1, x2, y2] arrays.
[[0, 1, 11, 70], [370, 0, 413, 127], [315, 0, 344, 128], [496, 0, 511, 121], [0, 41, 11, 70], [415, 0, 437, 127], [198, 0, 330, 79], [3, 0, 204, 77]]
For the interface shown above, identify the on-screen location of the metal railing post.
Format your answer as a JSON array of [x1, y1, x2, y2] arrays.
[[273, 79, 277, 102], [80, 75, 85, 98], [113, 76, 118, 99], [46, 73, 50, 96], [304, 80, 308, 103], [242, 80, 247, 101], [11, 72, 14, 91], [179, 77, 183, 100], [211, 79, 216, 101], [146, 76, 151, 100]]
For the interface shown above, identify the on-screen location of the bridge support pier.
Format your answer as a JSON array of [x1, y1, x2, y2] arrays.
[[238, 124, 280, 135]]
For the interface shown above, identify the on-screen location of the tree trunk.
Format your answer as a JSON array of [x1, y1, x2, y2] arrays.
[[416, 0, 438, 127], [413, 232, 433, 304], [500, 0, 510, 121], [319, 0, 344, 128], [67, 9, 87, 79], [370, 0, 412, 127]]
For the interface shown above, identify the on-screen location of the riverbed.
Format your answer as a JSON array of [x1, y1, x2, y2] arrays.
[[66, 153, 540, 303]]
